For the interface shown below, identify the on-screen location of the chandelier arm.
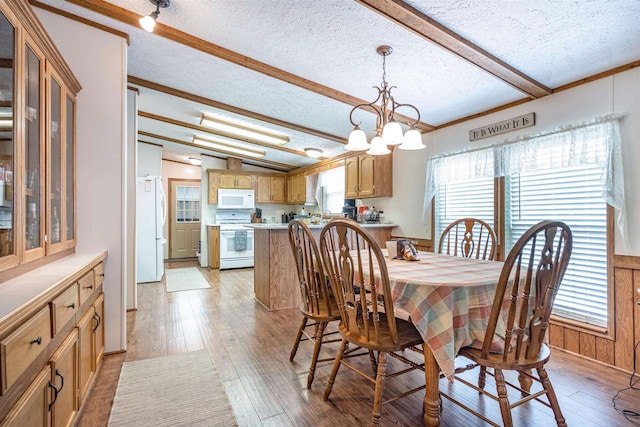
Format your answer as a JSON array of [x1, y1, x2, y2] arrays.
[[390, 102, 421, 127], [348, 88, 384, 127]]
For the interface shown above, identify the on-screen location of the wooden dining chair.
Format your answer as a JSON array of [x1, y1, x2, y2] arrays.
[[288, 219, 342, 389], [319, 219, 426, 427], [438, 217, 497, 261], [442, 220, 573, 427]]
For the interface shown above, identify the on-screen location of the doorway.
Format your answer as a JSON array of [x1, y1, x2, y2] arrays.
[[168, 179, 201, 259]]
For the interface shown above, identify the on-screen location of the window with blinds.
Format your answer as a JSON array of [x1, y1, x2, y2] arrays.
[[176, 185, 200, 222], [506, 164, 608, 327], [319, 166, 345, 213], [435, 176, 495, 247]]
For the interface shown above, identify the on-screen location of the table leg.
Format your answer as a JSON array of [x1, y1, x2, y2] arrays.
[[423, 344, 441, 426]]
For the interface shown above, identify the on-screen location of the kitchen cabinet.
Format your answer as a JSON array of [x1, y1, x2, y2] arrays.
[[218, 173, 252, 189], [345, 154, 392, 199], [0, 0, 80, 275], [208, 226, 220, 269], [287, 173, 305, 204], [257, 176, 286, 204], [0, 252, 107, 426], [49, 330, 78, 427]]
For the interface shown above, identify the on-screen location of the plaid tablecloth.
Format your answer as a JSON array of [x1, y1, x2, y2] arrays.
[[379, 252, 505, 379]]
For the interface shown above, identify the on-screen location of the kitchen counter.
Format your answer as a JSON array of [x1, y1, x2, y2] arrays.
[[245, 222, 397, 230], [252, 222, 396, 311]]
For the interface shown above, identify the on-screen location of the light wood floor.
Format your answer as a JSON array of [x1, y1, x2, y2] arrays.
[[77, 262, 639, 426]]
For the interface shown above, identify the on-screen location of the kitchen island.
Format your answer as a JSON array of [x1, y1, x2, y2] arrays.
[[246, 222, 397, 311]]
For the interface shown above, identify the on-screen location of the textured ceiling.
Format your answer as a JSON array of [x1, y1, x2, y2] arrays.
[[34, 0, 640, 170]]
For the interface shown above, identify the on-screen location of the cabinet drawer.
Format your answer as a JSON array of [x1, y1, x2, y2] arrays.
[[78, 270, 96, 306], [0, 306, 52, 395], [94, 262, 105, 288], [51, 284, 79, 335]]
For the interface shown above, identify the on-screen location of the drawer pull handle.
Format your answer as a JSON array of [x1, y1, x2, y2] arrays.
[[30, 336, 42, 345], [93, 312, 101, 332], [86, 284, 94, 290], [99, 273, 105, 277], [67, 303, 76, 309]]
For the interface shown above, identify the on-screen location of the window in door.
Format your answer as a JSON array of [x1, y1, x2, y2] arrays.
[[176, 185, 200, 222]]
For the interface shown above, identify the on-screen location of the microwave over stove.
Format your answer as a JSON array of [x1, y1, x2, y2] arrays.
[[218, 188, 255, 209]]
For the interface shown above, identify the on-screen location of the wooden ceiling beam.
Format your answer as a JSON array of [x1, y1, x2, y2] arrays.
[[138, 131, 295, 171], [65, 0, 434, 132], [356, 0, 551, 99], [138, 111, 326, 160], [129, 76, 345, 145]]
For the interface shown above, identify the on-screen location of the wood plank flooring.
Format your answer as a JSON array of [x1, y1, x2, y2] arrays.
[[77, 262, 640, 426]]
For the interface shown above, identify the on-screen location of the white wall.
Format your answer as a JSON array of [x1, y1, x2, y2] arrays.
[[36, 9, 128, 351], [375, 67, 640, 255]]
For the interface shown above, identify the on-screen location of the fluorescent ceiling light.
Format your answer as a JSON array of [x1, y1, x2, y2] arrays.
[[192, 135, 266, 158], [188, 157, 202, 166], [200, 114, 289, 146]]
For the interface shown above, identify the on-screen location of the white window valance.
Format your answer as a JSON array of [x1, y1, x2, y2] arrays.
[[423, 115, 627, 239]]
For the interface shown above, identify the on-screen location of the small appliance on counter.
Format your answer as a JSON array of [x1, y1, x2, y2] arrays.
[[342, 199, 357, 220]]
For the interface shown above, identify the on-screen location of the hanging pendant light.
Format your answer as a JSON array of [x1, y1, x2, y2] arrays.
[[346, 45, 424, 155]]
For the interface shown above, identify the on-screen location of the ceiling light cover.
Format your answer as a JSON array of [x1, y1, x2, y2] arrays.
[[139, 0, 170, 33], [188, 157, 202, 165], [192, 135, 265, 158], [347, 45, 424, 155], [200, 114, 289, 146], [304, 148, 323, 158]]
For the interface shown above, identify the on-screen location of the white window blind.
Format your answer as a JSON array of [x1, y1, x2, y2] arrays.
[[318, 166, 345, 213], [506, 164, 608, 327], [435, 176, 495, 245]]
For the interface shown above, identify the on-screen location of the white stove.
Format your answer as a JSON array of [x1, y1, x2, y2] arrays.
[[215, 210, 254, 270]]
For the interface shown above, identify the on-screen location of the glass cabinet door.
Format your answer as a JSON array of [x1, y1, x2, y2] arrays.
[[65, 96, 75, 244], [24, 41, 45, 260], [49, 76, 62, 248], [0, 10, 16, 266]]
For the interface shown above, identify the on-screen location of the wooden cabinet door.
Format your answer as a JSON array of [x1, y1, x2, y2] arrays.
[[218, 174, 237, 188], [0, 366, 51, 427], [208, 227, 220, 269], [286, 176, 294, 204], [344, 157, 359, 198], [271, 176, 286, 203], [256, 176, 271, 203], [76, 310, 94, 404], [235, 175, 253, 189], [358, 155, 376, 197], [207, 171, 218, 204], [49, 330, 77, 427], [93, 294, 105, 369]]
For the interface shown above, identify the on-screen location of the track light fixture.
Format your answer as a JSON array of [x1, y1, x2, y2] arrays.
[[139, 0, 170, 33]]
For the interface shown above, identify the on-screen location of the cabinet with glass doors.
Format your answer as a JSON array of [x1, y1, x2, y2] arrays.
[[0, 0, 80, 275]]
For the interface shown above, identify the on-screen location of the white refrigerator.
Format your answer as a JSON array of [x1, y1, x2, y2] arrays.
[[136, 176, 167, 283]]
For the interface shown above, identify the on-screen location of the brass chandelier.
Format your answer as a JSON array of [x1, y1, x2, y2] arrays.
[[345, 45, 425, 154]]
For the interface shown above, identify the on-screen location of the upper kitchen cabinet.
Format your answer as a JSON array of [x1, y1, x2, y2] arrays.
[[286, 173, 305, 204], [0, 0, 81, 274], [345, 154, 392, 199], [218, 173, 253, 189], [257, 175, 285, 204]]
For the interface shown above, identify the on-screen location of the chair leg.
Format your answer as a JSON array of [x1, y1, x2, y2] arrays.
[[478, 366, 487, 390], [369, 350, 378, 375], [290, 316, 308, 362], [518, 369, 533, 396], [307, 321, 327, 389], [494, 369, 513, 427], [324, 338, 347, 401], [371, 352, 388, 427], [537, 366, 567, 427]]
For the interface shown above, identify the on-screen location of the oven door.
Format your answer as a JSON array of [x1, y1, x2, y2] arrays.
[[219, 229, 254, 268]]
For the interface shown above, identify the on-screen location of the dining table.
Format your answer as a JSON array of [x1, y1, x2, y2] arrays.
[[377, 251, 506, 426]]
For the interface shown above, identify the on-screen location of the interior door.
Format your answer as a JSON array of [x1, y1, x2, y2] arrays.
[[169, 179, 201, 259]]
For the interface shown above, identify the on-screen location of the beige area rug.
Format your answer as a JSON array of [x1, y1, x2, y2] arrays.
[[165, 267, 211, 292], [108, 350, 237, 427]]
